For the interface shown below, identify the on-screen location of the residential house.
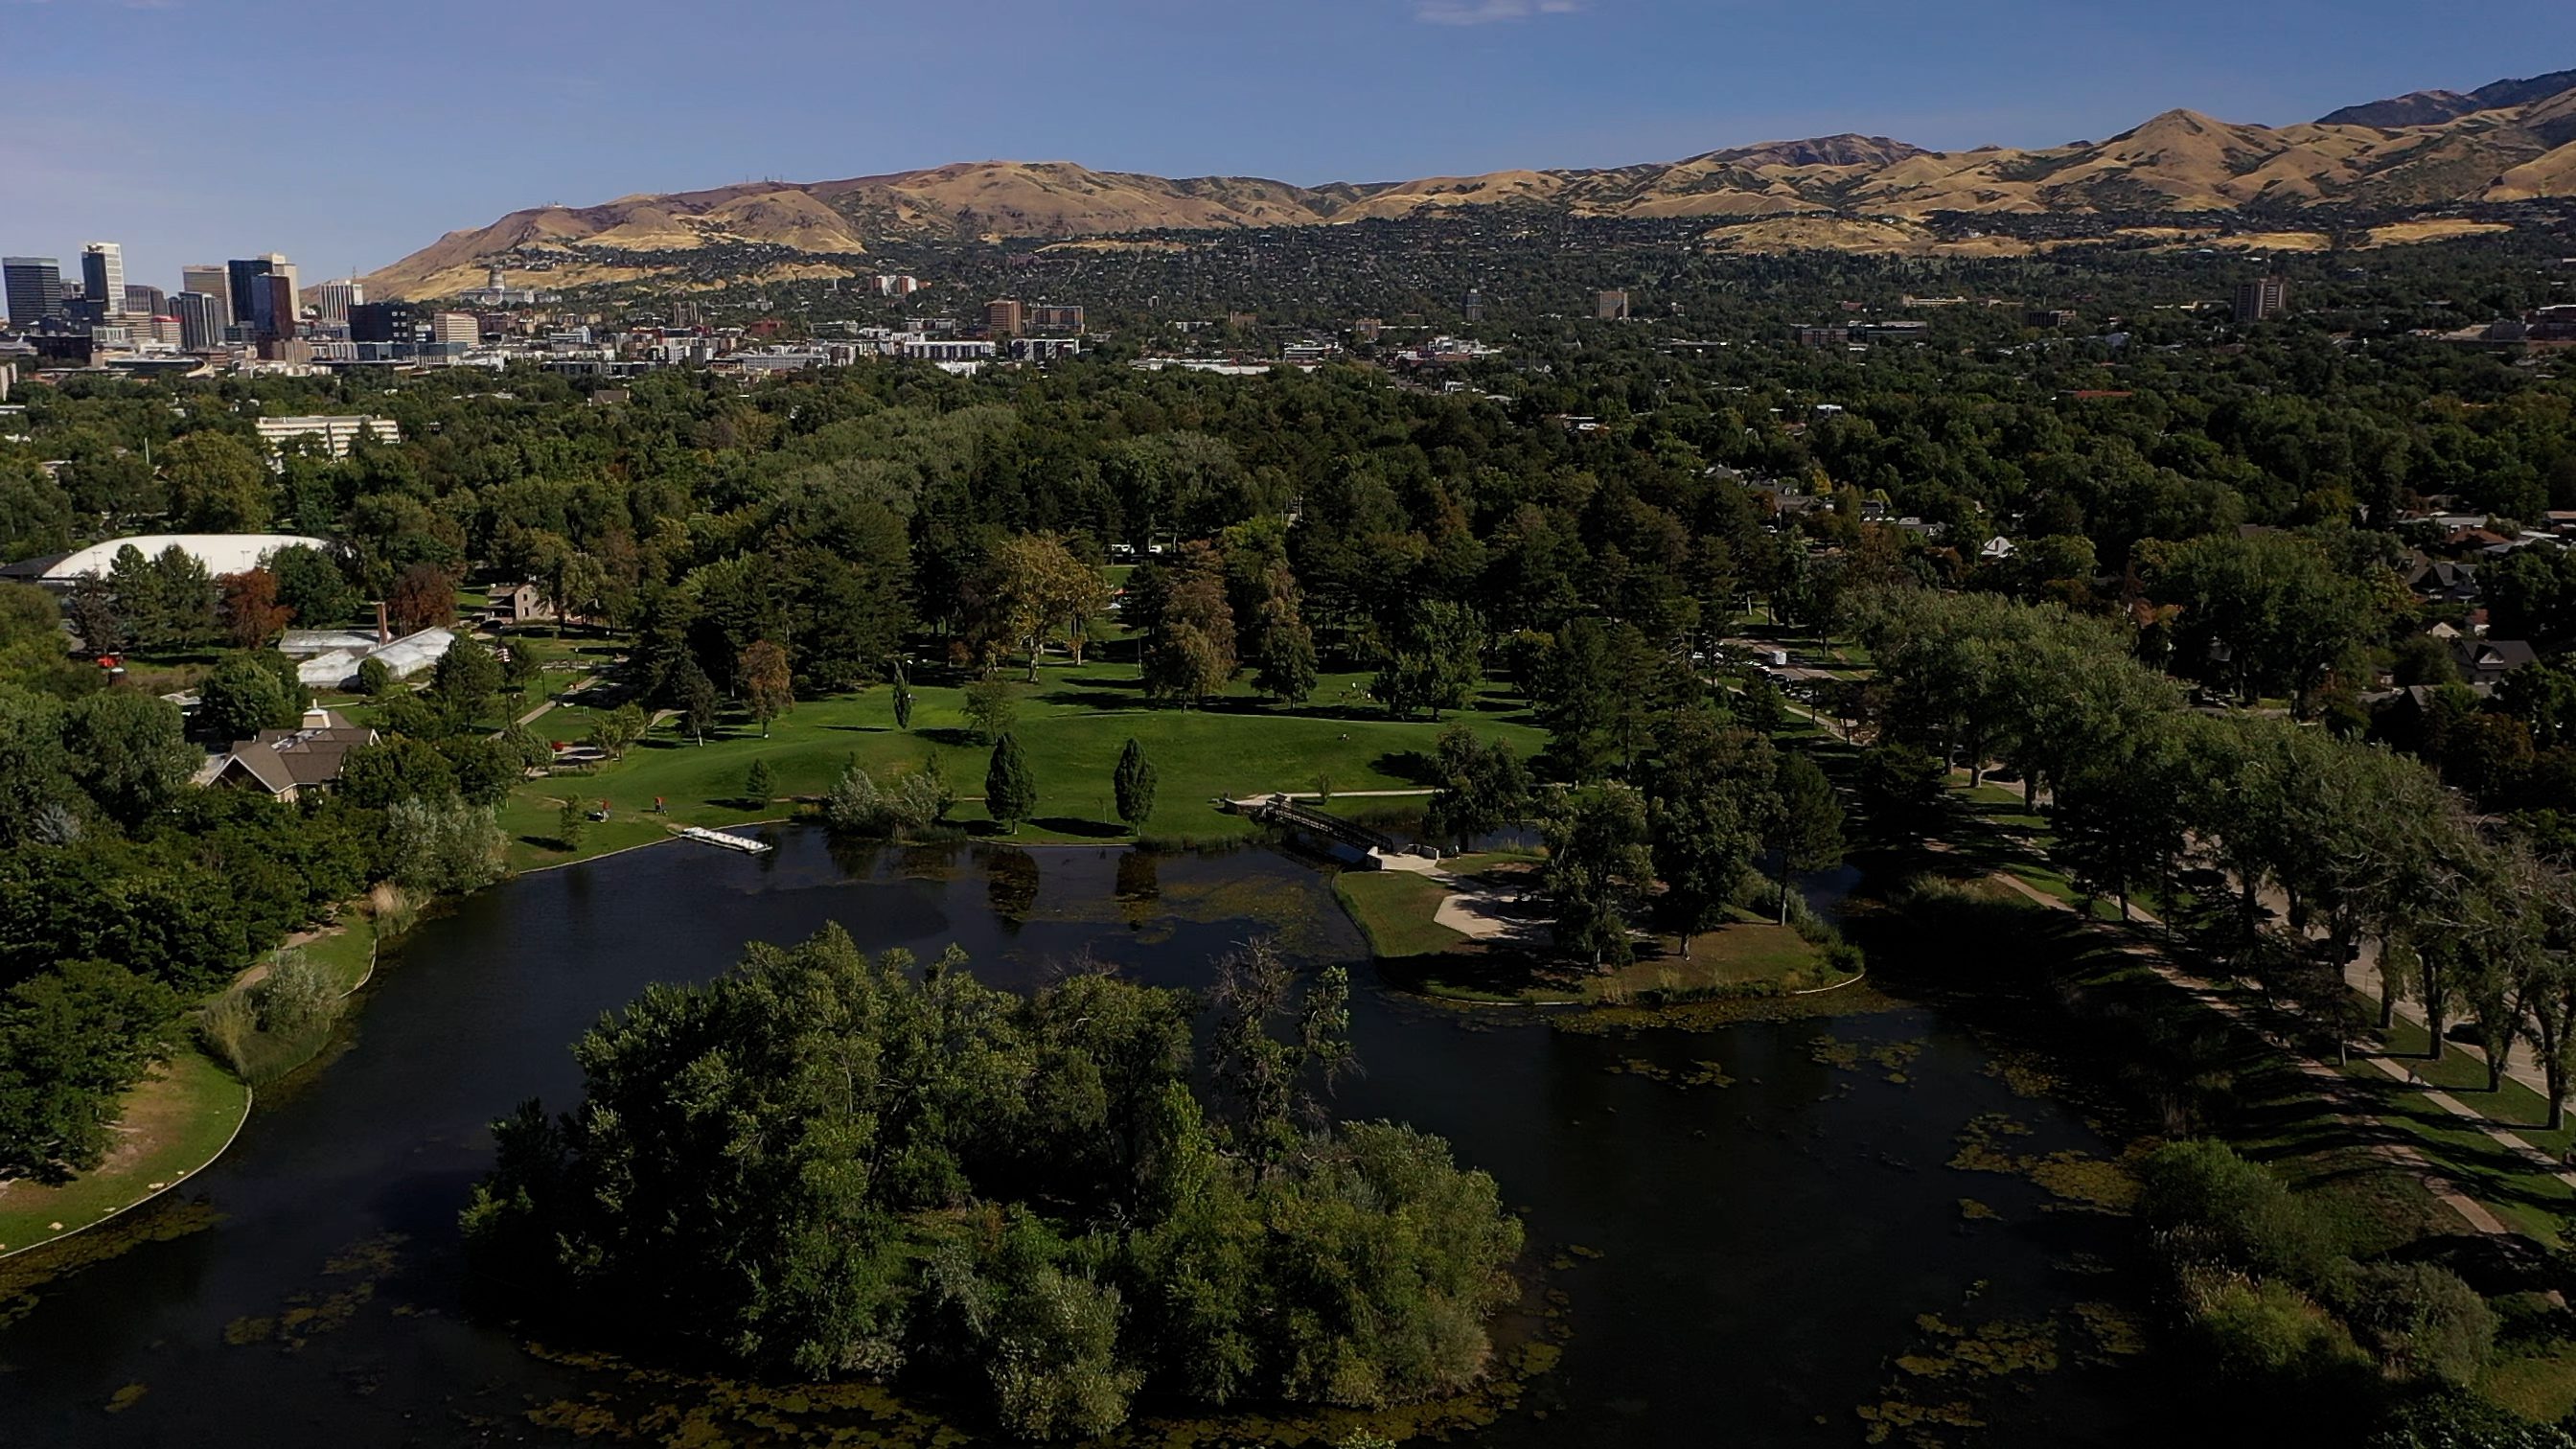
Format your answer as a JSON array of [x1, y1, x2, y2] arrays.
[[2452, 637, 2539, 687], [2404, 556, 2481, 606]]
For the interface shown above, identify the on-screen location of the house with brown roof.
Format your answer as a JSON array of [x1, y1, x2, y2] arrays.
[[196, 708, 378, 803]]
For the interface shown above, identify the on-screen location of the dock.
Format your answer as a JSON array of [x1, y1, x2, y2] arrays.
[[678, 825, 773, 855]]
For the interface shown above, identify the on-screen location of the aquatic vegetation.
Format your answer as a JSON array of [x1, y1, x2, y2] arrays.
[[1948, 1114, 2137, 1213]]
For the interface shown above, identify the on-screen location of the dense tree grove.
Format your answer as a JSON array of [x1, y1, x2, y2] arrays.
[[463, 928, 1521, 1439]]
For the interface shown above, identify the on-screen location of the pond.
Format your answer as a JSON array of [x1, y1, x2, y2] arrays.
[[0, 830, 2179, 1446]]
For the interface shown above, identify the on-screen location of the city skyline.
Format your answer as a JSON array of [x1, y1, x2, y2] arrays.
[[4, 0, 2574, 284]]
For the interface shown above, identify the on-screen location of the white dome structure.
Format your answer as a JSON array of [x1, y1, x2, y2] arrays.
[[1, 533, 334, 586]]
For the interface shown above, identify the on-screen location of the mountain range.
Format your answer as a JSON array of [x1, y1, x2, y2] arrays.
[[367, 70, 2576, 299]]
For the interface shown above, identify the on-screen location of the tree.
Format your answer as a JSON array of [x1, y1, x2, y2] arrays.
[[1765, 751, 1845, 924], [1132, 542, 1238, 707], [61, 691, 195, 828], [0, 960, 180, 1180], [432, 632, 503, 721], [162, 431, 271, 531], [1113, 738, 1159, 834], [986, 733, 1037, 834], [677, 656, 720, 745], [386, 796, 507, 894], [198, 651, 303, 742], [356, 656, 393, 698], [218, 569, 292, 649], [1250, 562, 1319, 705], [1643, 711, 1774, 953], [1373, 601, 1485, 721], [1422, 725, 1533, 853], [268, 544, 358, 631], [1542, 783, 1654, 968], [65, 572, 125, 656], [964, 678, 1020, 744], [557, 797, 586, 851], [388, 562, 455, 632], [745, 758, 775, 806], [741, 639, 793, 737], [587, 702, 649, 761], [891, 657, 915, 732]]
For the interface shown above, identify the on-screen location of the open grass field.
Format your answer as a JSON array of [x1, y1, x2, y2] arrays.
[[0, 1049, 249, 1257], [1334, 871, 1468, 958], [502, 661, 1546, 867]]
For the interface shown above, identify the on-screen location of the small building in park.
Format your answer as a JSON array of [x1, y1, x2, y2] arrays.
[[196, 708, 378, 803]]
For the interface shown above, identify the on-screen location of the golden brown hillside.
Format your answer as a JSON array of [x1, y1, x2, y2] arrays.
[[363, 73, 2576, 298]]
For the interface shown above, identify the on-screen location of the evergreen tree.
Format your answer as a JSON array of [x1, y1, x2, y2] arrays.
[[557, 797, 586, 850], [1113, 738, 1159, 833], [890, 656, 915, 731], [746, 758, 775, 806], [986, 732, 1037, 834]]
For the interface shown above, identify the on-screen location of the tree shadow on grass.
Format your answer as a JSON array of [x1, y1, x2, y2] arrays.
[[1031, 816, 1130, 840], [1371, 749, 1438, 786]]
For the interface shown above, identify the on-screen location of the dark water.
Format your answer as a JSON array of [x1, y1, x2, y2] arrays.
[[0, 831, 2174, 1446]]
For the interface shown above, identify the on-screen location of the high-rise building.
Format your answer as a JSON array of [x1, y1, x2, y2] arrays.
[[80, 242, 126, 318], [983, 298, 1024, 337], [172, 291, 225, 350], [1596, 289, 1631, 321], [225, 258, 270, 325], [348, 300, 417, 346], [429, 311, 480, 347], [3, 257, 63, 324], [124, 285, 166, 318], [316, 279, 362, 325], [2234, 277, 2290, 324], [180, 264, 231, 318], [1026, 304, 1085, 333], [1463, 288, 1484, 323]]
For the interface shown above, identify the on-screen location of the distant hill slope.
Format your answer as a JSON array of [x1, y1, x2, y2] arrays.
[[367, 71, 2576, 298]]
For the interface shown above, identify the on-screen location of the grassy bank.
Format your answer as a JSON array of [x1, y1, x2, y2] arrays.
[[1335, 872, 1468, 958], [0, 1049, 250, 1257]]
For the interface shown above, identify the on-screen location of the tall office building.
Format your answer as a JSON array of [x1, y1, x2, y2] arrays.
[[230, 254, 298, 341], [1596, 289, 1631, 321], [429, 311, 479, 347], [2233, 277, 2290, 324], [172, 291, 225, 350], [2, 257, 63, 324], [80, 242, 126, 318], [1463, 288, 1484, 323], [180, 264, 231, 317], [983, 298, 1024, 337], [225, 258, 268, 325], [315, 279, 362, 325], [124, 285, 167, 318]]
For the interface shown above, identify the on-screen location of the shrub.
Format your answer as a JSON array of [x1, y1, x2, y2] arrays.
[[2185, 1271, 2371, 1386], [964, 678, 1019, 744], [2335, 1263, 2496, 1386], [248, 948, 334, 1034], [2138, 1139, 2350, 1292]]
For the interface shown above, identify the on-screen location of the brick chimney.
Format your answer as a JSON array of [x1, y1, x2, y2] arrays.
[[376, 600, 391, 645]]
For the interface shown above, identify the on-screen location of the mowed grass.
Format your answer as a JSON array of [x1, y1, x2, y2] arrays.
[[0, 1048, 249, 1256], [503, 662, 1546, 867], [1334, 871, 1470, 958]]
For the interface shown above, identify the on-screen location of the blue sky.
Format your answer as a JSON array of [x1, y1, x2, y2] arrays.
[[5, 0, 2574, 286]]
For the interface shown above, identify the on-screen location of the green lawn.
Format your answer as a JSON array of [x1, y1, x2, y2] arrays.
[[1334, 871, 1470, 958], [503, 662, 1546, 867], [0, 1049, 250, 1256]]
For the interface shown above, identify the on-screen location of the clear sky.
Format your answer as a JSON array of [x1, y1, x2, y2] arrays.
[[5, 0, 2574, 287]]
